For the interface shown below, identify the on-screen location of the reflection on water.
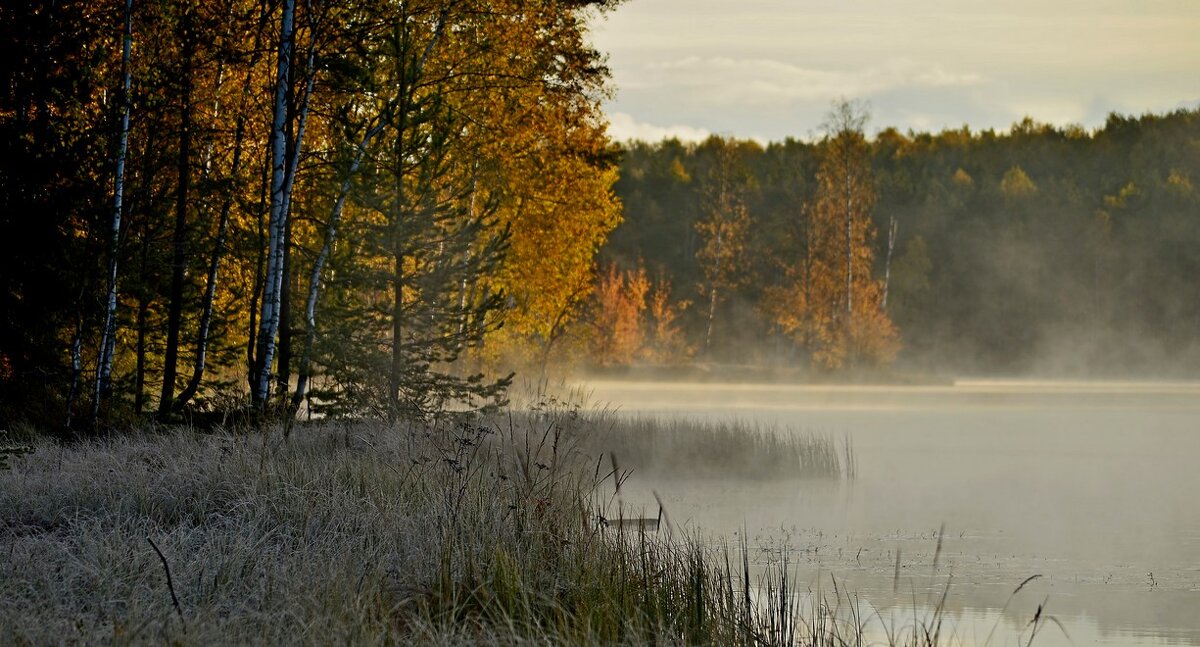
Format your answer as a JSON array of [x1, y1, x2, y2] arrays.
[[582, 379, 1200, 646]]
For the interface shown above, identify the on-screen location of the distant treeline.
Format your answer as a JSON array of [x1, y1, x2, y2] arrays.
[[603, 109, 1200, 376]]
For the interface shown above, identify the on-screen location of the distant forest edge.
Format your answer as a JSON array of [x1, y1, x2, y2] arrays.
[[1, 2, 1198, 432], [604, 108, 1200, 379]]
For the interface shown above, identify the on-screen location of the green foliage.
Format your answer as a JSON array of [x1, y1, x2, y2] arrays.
[[890, 235, 933, 329]]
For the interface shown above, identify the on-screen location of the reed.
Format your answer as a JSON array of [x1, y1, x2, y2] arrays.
[[587, 415, 850, 479]]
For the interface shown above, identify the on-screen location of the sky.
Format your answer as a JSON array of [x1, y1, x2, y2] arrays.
[[587, 0, 1200, 143]]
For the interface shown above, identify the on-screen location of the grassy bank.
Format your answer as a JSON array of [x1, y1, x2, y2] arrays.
[[1, 411, 971, 645]]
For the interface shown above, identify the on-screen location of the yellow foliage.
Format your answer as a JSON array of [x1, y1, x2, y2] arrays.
[[952, 167, 974, 187], [642, 276, 692, 364], [1103, 181, 1138, 209], [1001, 165, 1038, 198], [1166, 169, 1194, 196]]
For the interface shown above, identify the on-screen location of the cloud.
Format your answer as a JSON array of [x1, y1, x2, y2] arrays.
[[605, 112, 712, 143], [622, 57, 982, 107]]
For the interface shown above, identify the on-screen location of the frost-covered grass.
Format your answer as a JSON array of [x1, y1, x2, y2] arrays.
[[0, 408, 986, 646]]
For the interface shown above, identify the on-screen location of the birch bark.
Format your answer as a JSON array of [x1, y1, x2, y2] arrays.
[[93, 0, 133, 423], [291, 120, 386, 415], [252, 0, 296, 408]]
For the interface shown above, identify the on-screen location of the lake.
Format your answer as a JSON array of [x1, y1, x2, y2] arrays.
[[581, 379, 1200, 646]]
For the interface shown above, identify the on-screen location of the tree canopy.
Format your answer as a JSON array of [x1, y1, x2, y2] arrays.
[[604, 108, 1200, 376], [0, 0, 622, 430]]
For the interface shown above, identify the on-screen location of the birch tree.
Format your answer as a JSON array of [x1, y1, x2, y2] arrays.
[[93, 0, 134, 422], [291, 116, 387, 416], [695, 137, 752, 357], [251, 0, 299, 409], [806, 100, 897, 367]]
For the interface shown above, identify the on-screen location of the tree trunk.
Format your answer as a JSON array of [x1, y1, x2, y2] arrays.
[[247, 155, 269, 392], [276, 216, 293, 399], [174, 95, 248, 411], [390, 250, 404, 416], [275, 44, 315, 406], [133, 132, 157, 416], [704, 230, 722, 357], [93, 0, 133, 424], [882, 216, 897, 310], [802, 206, 813, 352], [159, 3, 195, 416], [134, 285, 148, 415], [252, 0, 296, 409], [291, 120, 385, 415], [65, 315, 83, 429], [844, 175, 853, 327]]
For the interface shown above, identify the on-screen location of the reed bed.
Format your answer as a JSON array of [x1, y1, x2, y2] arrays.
[[504, 384, 853, 479], [586, 414, 852, 480], [0, 407, 1019, 645]]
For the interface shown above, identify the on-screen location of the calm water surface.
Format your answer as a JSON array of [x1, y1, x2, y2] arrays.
[[581, 379, 1200, 646]]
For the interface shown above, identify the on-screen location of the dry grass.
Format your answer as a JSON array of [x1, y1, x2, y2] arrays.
[[0, 406, 1021, 645]]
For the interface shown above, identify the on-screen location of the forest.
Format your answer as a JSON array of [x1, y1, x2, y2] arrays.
[[603, 108, 1200, 377], [3, 0, 1199, 434], [0, 0, 623, 430]]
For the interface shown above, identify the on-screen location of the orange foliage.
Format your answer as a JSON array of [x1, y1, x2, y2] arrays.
[[589, 263, 649, 366], [642, 276, 692, 364], [768, 102, 900, 369]]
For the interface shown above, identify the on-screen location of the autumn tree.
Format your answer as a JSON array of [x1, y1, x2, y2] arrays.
[[695, 137, 753, 357], [285, 0, 620, 417], [642, 274, 692, 364], [768, 101, 898, 368], [588, 263, 649, 366], [444, 1, 623, 373], [0, 0, 625, 429]]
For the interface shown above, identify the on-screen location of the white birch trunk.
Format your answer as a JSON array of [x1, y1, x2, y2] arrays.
[[882, 216, 897, 310], [291, 120, 385, 413], [704, 230, 722, 356], [844, 156, 854, 326], [93, 0, 133, 423], [253, 0, 296, 407]]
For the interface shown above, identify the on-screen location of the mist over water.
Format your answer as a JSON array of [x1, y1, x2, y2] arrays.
[[583, 379, 1200, 646]]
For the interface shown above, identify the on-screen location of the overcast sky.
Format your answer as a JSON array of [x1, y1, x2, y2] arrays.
[[587, 0, 1200, 142]]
